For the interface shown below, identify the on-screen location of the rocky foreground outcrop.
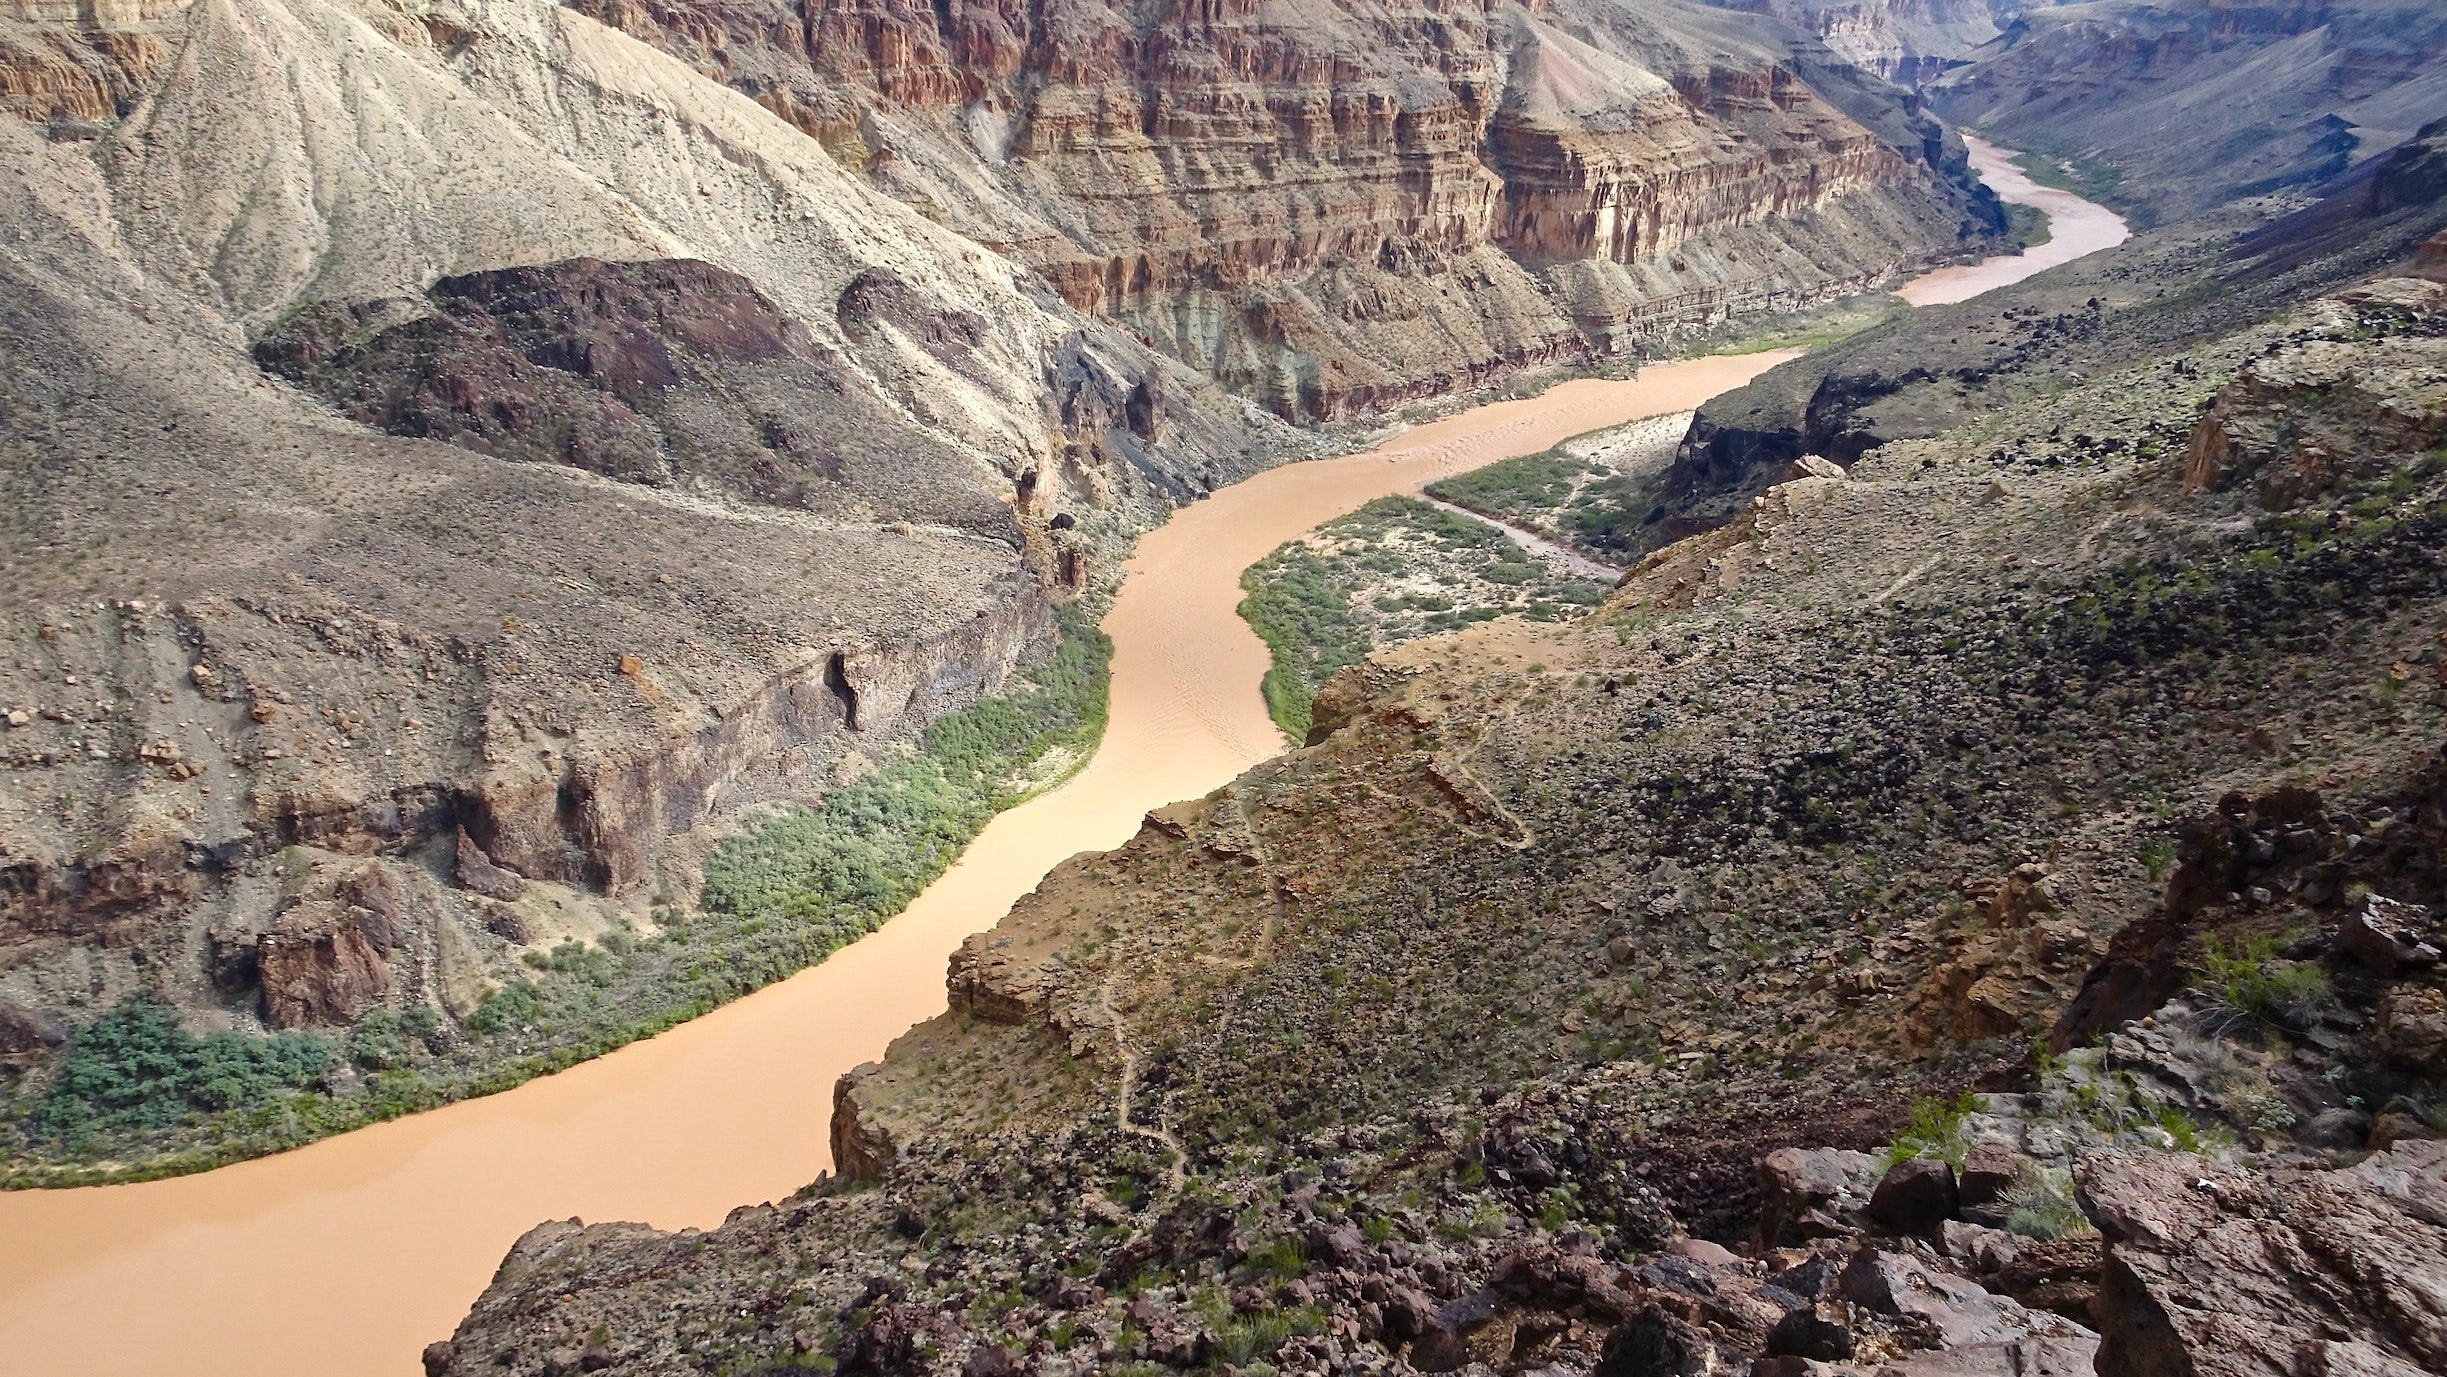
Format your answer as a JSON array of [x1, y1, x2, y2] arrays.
[[569, 0, 2004, 419], [2086, 1144, 2447, 1377]]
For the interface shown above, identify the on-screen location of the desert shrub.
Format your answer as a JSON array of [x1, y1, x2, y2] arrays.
[[2201, 932, 2335, 1030], [31, 1001, 334, 1146], [1885, 1090, 1982, 1168], [2001, 1165, 2094, 1240]]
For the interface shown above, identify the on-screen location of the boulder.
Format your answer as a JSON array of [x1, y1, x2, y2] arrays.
[[2374, 985, 2447, 1071], [2369, 1104, 2444, 1152], [1838, 1248, 2094, 1351], [1988, 1234, 2104, 1327], [1766, 1302, 1855, 1361], [1785, 455, 1845, 482], [2300, 1106, 2373, 1149], [454, 828, 528, 903], [257, 902, 391, 1028], [1593, 1304, 1712, 1377], [2337, 896, 2441, 975], [2084, 1143, 2447, 1377], [1757, 1147, 1880, 1246], [1957, 1142, 2024, 1208], [1869, 1157, 1960, 1235]]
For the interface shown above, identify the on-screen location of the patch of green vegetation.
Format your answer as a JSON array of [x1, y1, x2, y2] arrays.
[[2201, 931, 2336, 1030], [1238, 543, 1372, 742], [2138, 835, 2177, 882], [2012, 149, 2124, 206], [30, 1002, 335, 1150], [1238, 497, 1609, 740], [2153, 1103, 2206, 1153], [1244, 1234, 1308, 1282], [1209, 1303, 1325, 1368], [2006, 202, 2054, 251], [1884, 1090, 1982, 1168], [1430, 447, 1660, 565]]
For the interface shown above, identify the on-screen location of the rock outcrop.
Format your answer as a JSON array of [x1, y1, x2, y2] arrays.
[[2086, 1143, 2447, 1377]]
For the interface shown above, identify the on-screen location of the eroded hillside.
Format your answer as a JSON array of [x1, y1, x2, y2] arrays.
[[1931, 0, 2447, 225]]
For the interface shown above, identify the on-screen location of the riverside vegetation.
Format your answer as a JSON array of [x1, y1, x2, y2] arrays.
[[3, 610, 1111, 1182], [1237, 499, 1611, 741]]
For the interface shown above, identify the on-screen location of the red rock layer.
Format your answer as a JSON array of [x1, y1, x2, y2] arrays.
[[569, 0, 1985, 417]]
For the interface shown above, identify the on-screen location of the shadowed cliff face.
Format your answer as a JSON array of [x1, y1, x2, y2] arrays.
[[568, 0, 2001, 418]]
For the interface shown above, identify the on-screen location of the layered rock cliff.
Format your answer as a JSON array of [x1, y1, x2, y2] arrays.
[[566, 0, 2004, 418]]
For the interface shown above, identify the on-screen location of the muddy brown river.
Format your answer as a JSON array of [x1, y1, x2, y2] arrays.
[[0, 139, 2122, 1377]]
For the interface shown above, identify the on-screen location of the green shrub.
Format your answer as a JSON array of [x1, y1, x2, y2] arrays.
[[2201, 932, 2335, 1029], [1885, 1090, 1982, 1168], [2001, 1165, 2094, 1240], [31, 1002, 334, 1147], [1236, 544, 1369, 741]]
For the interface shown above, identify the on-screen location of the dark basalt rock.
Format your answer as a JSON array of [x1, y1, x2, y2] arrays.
[[1869, 1156, 1961, 1235], [254, 257, 991, 524]]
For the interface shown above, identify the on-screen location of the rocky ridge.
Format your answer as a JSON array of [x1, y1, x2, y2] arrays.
[[1929, 0, 2447, 226], [1658, 115, 2447, 561]]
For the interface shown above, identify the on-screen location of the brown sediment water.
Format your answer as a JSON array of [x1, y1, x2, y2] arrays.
[[0, 145, 2123, 1377], [1899, 135, 2131, 307]]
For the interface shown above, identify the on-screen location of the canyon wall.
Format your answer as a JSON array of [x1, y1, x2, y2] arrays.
[[571, 0, 2003, 418]]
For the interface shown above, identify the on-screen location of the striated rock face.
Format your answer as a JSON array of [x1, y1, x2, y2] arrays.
[[2085, 1143, 2447, 1377], [572, 0, 1999, 418], [0, 0, 188, 123]]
